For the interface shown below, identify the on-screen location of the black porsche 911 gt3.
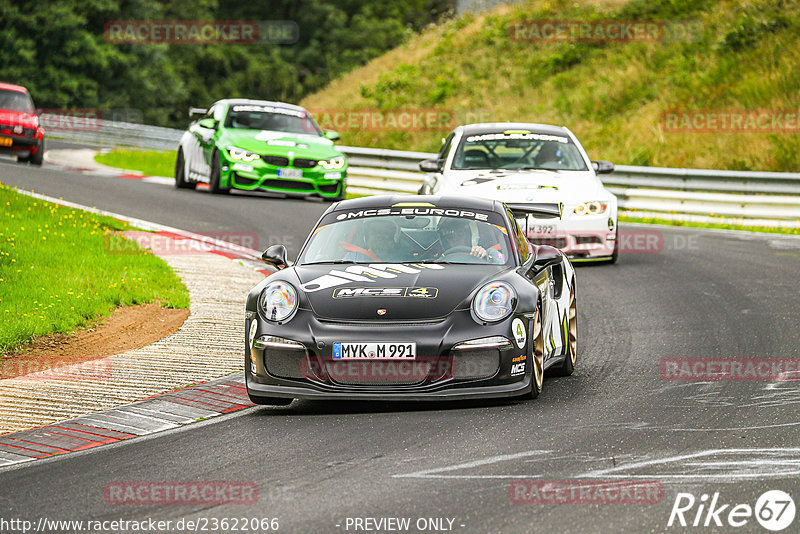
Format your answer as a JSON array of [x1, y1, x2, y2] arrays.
[[245, 195, 577, 404]]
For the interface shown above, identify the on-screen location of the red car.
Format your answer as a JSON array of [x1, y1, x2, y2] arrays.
[[0, 82, 45, 165]]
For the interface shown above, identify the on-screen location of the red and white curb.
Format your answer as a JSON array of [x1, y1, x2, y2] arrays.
[[44, 148, 203, 189], [1, 189, 278, 469], [0, 373, 256, 467]]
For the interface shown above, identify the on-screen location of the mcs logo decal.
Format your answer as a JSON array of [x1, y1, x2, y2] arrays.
[[332, 287, 439, 299]]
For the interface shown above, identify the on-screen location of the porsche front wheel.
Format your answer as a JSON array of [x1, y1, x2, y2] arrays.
[[552, 282, 577, 376], [527, 307, 545, 399]]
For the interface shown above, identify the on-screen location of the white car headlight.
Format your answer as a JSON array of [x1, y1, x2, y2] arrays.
[[573, 201, 608, 215], [473, 282, 516, 323], [319, 156, 346, 170], [259, 281, 298, 323], [227, 146, 260, 162]]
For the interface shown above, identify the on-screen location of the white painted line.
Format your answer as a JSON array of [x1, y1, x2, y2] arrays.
[[393, 450, 551, 479], [141, 176, 174, 185], [580, 448, 800, 481]]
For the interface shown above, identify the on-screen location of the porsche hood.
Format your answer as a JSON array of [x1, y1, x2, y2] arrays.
[[292, 263, 508, 321]]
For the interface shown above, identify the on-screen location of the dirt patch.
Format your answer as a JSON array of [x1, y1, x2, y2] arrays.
[[1, 303, 189, 379]]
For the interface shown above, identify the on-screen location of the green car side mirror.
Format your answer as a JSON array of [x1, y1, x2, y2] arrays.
[[324, 130, 340, 141], [198, 118, 218, 130]]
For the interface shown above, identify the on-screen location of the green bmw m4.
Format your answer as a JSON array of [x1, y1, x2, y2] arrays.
[[175, 99, 346, 200]]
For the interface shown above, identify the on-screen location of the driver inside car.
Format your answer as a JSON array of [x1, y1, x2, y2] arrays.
[[437, 218, 497, 261], [343, 218, 405, 262]]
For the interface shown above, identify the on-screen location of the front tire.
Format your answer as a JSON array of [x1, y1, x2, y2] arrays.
[[552, 280, 577, 376], [325, 182, 346, 202], [609, 226, 619, 263], [29, 138, 44, 166], [174, 148, 195, 189], [526, 307, 545, 399], [209, 149, 229, 194]]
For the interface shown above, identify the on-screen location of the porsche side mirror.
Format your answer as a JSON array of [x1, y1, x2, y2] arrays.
[[592, 160, 615, 174], [324, 130, 340, 141], [419, 159, 443, 173], [262, 244, 288, 270], [198, 117, 218, 130], [532, 245, 562, 270]]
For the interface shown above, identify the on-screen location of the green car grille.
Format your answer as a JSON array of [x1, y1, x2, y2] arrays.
[[262, 155, 289, 166], [292, 158, 318, 168]]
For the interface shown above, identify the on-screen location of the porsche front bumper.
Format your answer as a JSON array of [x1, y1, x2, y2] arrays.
[[245, 309, 534, 401]]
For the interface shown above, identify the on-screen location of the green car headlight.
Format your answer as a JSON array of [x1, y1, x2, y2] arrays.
[[319, 156, 346, 170], [227, 146, 260, 162]]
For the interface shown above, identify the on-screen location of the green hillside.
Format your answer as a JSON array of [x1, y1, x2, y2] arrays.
[[301, 0, 800, 171]]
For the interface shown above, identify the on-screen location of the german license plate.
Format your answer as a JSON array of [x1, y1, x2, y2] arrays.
[[333, 342, 416, 360], [530, 224, 555, 235], [278, 168, 302, 179], [0, 137, 12, 147]]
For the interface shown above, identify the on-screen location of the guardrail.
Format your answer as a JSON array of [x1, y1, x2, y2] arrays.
[[340, 146, 800, 227], [44, 114, 182, 151], [46, 117, 800, 227]]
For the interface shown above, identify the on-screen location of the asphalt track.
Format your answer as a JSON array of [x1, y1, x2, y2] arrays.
[[2, 154, 800, 533]]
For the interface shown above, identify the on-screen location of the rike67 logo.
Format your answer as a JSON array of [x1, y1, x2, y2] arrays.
[[668, 490, 796, 531]]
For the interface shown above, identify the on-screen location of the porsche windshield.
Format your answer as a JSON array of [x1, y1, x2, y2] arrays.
[[225, 105, 322, 135], [300, 211, 514, 266], [452, 131, 588, 171]]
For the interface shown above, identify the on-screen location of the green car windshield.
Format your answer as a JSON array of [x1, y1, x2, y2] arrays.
[[225, 104, 322, 136]]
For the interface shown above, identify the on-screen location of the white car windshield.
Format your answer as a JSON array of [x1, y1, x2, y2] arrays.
[[452, 131, 588, 171], [299, 213, 514, 266]]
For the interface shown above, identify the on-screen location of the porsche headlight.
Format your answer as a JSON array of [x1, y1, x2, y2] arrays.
[[227, 146, 260, 162], [258, 281, 298, 323], [573, 201, 608, 215], [473, 282, 516, 323], [318, 156, 346, 170]]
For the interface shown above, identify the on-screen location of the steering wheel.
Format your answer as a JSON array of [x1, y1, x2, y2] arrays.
[[485, 248, 503, 263], [443, 246, 472, 256]]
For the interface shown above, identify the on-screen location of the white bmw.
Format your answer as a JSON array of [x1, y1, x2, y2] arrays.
[[418, 123, 619, 262]]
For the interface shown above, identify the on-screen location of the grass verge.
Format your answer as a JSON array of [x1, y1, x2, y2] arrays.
[[0, 183, 189, 354], [95, 149, 176, 177], [301, 0, 800, 171], [620, 214, 800, 235]]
